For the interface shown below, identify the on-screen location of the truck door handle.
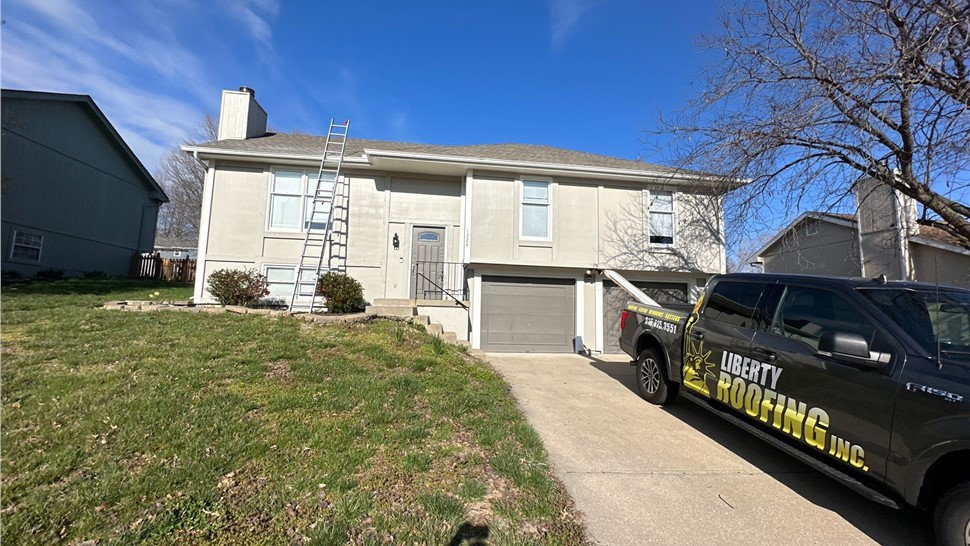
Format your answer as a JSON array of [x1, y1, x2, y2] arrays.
[[690, 331, 704, 341], [754, 348, 776, 362]]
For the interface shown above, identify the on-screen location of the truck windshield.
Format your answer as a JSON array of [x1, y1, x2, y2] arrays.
[[859, 287, 970, 361]]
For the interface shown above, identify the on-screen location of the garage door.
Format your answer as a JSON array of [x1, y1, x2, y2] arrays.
[[481, 276, 575, 353], [603, 281, 688, 353]]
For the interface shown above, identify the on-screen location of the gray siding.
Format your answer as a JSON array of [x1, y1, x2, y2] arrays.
[[910, 244, 970, 289], [761, 220, 861, 277], [1, 96, 161, 276]]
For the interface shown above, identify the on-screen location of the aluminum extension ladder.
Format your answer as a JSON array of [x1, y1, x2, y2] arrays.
[[288, 119, 350, 312]]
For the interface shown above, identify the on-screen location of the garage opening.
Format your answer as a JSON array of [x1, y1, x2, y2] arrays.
[[603, 281, 688, 353], [481, 276, 576, 353]]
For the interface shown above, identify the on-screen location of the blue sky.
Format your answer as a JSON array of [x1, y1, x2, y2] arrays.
[[2, 0, 722, 173]]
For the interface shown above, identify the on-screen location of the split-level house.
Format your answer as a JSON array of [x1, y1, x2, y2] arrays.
[[757, 178, 970, 289], [186, 88, 728, 353]]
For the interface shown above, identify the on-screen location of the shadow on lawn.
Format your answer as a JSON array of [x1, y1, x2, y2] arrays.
[[2, 279, 191, 296], [447, 522, 489, 546], [583, 356, 933, 546]]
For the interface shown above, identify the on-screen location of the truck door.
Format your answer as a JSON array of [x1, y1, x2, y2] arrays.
[[750, 283, 899, 480], [684, 280, 774, 399]]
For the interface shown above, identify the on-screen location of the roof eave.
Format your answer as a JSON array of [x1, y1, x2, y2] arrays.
[[363, 148, 729, 184], [909, 236, 970, 257], [184, 144, 737, 186]]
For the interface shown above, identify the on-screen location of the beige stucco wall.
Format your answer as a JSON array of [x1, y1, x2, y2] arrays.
[[762, 220, 862, 277], [467, 174, 723, 273], [910, 244, 970, 289], [197, 164, 462, 304]]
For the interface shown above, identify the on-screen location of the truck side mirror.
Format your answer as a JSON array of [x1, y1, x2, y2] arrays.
[[817, 331, 885, 369]]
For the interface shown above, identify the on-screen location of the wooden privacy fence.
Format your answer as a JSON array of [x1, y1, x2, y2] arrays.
[[129, 253, 197, 283]]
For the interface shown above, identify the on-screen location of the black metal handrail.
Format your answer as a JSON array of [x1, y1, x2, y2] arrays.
[[414, 271, 468, 309], [412, 261, 468, 303]]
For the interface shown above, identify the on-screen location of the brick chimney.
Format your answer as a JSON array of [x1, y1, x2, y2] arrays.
[[854, 176, 917, 280], [217, 86, 267, 140]]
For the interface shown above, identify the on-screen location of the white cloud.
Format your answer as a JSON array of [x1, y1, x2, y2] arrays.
[[1, 15, 205, 169], [222, 0, 280, 50], [547, 0, 601, 50]]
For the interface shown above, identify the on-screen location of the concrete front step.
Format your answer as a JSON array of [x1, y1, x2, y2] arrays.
[[373, 297, 470, 308], [365, 305, 415, 317], [441, 331, 458, 344], [372, 298, 415, 307], [409, 315, 430, 325], [427, 323, 444, 335]]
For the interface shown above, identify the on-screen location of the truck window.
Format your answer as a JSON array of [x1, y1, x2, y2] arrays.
[[703, 282, 768, 328], [860, 287, 970, 361], [772, 286, 888, 352]]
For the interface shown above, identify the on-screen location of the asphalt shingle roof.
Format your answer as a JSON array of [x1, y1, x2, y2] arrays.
[[196, 132, 683, 174]]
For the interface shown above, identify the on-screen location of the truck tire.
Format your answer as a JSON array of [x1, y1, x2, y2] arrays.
[[935, 481, 970, 546], [636, 347, 678, 405]]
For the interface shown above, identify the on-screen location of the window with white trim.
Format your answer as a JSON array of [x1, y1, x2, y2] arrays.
[[269, 170, 303, 230], [10, 230, 43, 262], [264, 266, 296, 299], [648, 190, 675, 246], [268, 168, 337, 231], [264, 265, 317, 300], [520, 179, 551, 239]]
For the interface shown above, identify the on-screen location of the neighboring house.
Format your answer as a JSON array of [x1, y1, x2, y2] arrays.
[[757, 179, 970, 289], [185, 88, 729, 353], [154, 237, 198, 259], [1, 89, 168, 277]]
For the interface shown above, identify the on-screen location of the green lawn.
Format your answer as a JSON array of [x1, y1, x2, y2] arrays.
[[2, 280, 586, 545]]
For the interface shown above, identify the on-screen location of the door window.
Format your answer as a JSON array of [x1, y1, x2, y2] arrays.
[[771, 286, 889, 352]]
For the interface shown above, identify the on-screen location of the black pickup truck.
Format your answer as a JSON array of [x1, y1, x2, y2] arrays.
[[619, 273, 970, 545]]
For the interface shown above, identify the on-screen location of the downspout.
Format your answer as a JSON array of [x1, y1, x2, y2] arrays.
[[893, 191, 909, 280]]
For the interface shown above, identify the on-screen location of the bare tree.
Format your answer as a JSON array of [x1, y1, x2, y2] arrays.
[[155, 114, 218, 240], [657, 0, 970, 250]]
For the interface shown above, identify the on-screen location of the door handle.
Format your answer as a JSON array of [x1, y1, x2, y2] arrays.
[[690, 331, 704, 341], [754, 348, 777, 362]]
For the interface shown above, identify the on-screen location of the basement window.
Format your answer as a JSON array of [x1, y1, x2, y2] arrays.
[[10, 230, 43, 262]]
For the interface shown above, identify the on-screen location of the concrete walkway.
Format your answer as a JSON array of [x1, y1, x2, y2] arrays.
[[486, 354, 931, 545]]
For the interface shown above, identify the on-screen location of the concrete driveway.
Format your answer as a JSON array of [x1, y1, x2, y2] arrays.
[[485, 353, 932, 545]]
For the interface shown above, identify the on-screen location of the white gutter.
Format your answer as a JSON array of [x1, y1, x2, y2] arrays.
[[602, 269, 660, 307], [181, 145, 372, 166]]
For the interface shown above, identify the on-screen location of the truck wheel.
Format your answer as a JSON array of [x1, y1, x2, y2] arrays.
[[935, 481, 970, 546], [636, 348, 678, 405]]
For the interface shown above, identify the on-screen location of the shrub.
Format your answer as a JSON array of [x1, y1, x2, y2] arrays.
[[315, 272, 365, 314], [207, 268, 269, 307], [35, 269, 65, 280], [83, 270, 111, 279]]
